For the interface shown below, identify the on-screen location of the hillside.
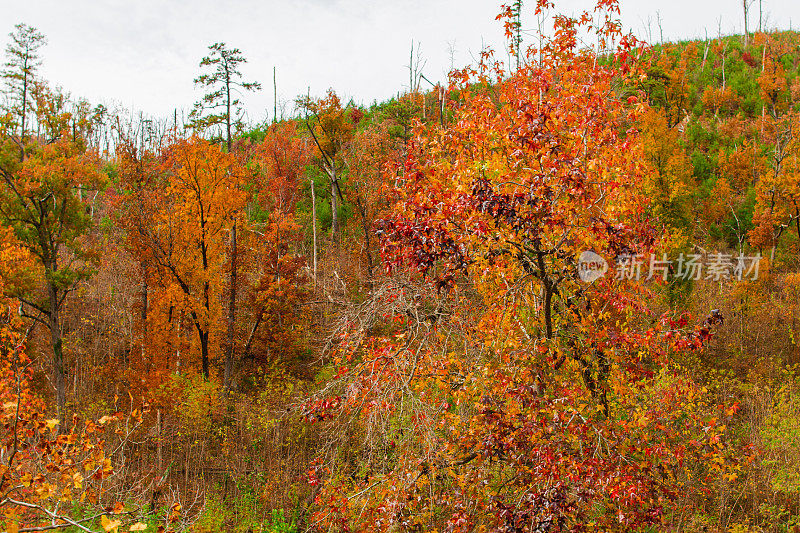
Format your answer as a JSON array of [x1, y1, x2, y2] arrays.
[[1, 8, 800, 533]]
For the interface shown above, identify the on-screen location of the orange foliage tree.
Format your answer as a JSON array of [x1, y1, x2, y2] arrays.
[[304, 2, 737, 531], [0, 119, 105, 426], [118, 136, 245, 382], [297, 90, 355, 240], [749, 114, 800, 258], [236, 122, 312, 378], [748, 35, 800, 261]]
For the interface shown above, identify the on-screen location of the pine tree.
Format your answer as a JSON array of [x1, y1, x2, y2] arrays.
[[188, 42, 261, 152]]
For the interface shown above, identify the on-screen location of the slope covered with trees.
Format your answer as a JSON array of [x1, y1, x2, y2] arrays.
[[1, 1, 800, 531]]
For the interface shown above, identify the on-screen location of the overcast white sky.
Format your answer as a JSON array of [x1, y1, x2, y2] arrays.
[[2, 0, 799, 122]]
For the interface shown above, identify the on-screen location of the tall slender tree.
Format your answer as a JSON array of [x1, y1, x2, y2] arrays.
[[188, 42, 258, 390], [511, 0, 523, 70], [1, 30, 105, 428], [2, 23, 46, 160], [0, 99, 104, 427], [743, 0, 755, 46], [119, 137, 245, 381], [297, 90, 354, 241], [188, 42, 261, 152]]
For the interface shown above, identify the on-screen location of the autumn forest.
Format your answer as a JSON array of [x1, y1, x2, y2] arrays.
[[2, 0, 800, 531]]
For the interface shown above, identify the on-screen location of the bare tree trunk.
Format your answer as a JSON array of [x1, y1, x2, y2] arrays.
[[363, 216, 374, 282], [795, 202, 800, 245], [156, 409, 163, 472], [311, 178, 318, 287], [225, 77, 232, 152], [199, 234, 211, 379], [48, 282, 66, 431], [175, 312, 182, 375], [409, 42, 414, 94], [241, 312, 263, 363], [656, 11, 663, 46], [758, 0, 763, 32], [141, 268, 148, 361], [19, 70, 27, 162], [722, 40, 728, 90], [199, 327, 210, 380], [743, 0, 750, 47], [223, 223, 237, 394], [330, 165, 338, 241], [440, 86, 446, 127], [761, 41, 767, 136]]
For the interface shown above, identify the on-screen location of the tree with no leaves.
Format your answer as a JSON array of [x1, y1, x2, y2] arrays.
[[743, 0, 755, 46]]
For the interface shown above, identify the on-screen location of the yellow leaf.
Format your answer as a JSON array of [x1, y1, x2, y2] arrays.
[[35, 483, 54, 499], [101, 515, 122, 532], [129, 523, 147, 532], [46, 418, 60, 430], [73, 472, 84, 489], [168, 502, 182, 522]]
